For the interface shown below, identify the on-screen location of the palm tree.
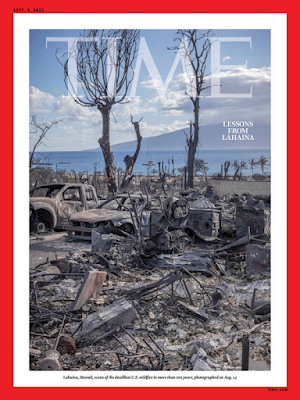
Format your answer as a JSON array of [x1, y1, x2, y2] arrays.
[[240, 161, 248, 179], [258, 156, 268, 175], [233, 160, 240, 180], [248, 158, 258, 177], [224, 161, 231, 180]]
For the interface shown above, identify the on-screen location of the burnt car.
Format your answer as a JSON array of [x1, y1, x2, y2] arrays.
[[30, 183, 99, 233], [66, 194, 151, 240]]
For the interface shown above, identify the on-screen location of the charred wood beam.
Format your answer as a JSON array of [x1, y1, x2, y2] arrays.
[[124, 272, 189, 300], [121, 115, 143, 190]]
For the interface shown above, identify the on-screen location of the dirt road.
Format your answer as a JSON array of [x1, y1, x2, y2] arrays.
[[30, 232, 90, 269]]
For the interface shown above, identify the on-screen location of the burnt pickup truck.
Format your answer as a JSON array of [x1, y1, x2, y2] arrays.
[[30, 183, 99, 233]]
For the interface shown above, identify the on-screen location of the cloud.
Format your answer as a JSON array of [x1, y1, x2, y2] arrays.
[[30, 86, 158, 124], [113, 97, 157, 119], [29, 86, 55, 112], [29, 66, 270, 151], [215, 67, 271, 85], [140, 73, 192, 95], [53, 95, 100, 121], [199, 67, 271, 125], [29, 86, 100, 122], [140, 78, 162, 89], [58, 123, 74, 131], [222, 56, 231, 62], [146, 67, 271, 125]]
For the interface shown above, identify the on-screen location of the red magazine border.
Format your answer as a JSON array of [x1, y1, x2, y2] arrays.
[[1, 2, 293, 398]]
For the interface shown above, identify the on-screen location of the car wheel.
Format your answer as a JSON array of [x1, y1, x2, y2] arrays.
[[35, 221, 46, 233]]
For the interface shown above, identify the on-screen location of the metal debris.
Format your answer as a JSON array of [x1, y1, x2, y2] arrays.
[[30, 190, 271, 371]]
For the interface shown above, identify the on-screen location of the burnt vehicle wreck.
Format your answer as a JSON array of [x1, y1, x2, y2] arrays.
[[66, 208, 137, 239], [30, 183, 98, 233], [66, 194, 153, 240]]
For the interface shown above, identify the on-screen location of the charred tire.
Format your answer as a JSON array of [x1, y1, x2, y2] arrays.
[[30, 209, 54, 233], [119, 223, 135, 234]]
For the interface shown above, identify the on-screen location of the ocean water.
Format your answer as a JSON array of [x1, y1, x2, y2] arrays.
[[34, 148, 271, 176]]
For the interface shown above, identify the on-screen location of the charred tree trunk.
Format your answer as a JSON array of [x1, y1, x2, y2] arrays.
[[29, 144, 38, 169], [224, 161, 231, 180], [233, 167, 240, 180], [187, 145, 195, 188], [203, 165, 208, 182], [98, 108, 117, 193], [187, 100, 199, 188], [120, 116, 143, 190], [59, 30, 140, 194], [169, 30, 213, 189]]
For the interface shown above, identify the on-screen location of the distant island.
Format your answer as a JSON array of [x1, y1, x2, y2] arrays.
[[83, 125, 270, 152]]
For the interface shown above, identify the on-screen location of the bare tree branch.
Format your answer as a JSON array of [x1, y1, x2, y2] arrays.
[[120, 115, 143, 190], [169, 30, 216, 188], [57, 29, 140, 192], [29, 114, 62, 169]]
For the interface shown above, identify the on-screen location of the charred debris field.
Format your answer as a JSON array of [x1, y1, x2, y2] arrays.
[[29, 186, 270, 372]]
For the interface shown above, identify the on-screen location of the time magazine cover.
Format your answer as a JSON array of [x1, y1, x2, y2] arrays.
[[12, 12, 287, 389]]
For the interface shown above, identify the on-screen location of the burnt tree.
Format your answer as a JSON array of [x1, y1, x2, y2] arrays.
[[29, 114, 62, 169], [169, 30, 214, 188], [58, 29, 140, 192], [120, 115, 143, 190], [233, 160, 241, 181], [224, 160, 231, 180]]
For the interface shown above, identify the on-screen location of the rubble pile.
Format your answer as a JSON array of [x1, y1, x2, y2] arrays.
[[30, 190, 271, 372]]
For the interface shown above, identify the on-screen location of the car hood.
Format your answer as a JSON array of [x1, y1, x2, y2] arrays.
[[69, 209, 133, 225]]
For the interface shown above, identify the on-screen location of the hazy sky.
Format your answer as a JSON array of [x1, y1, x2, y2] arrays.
[[29, 29, 270, 151]]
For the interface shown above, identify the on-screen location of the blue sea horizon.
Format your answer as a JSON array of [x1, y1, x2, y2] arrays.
[[32, 148, 271, 176]]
